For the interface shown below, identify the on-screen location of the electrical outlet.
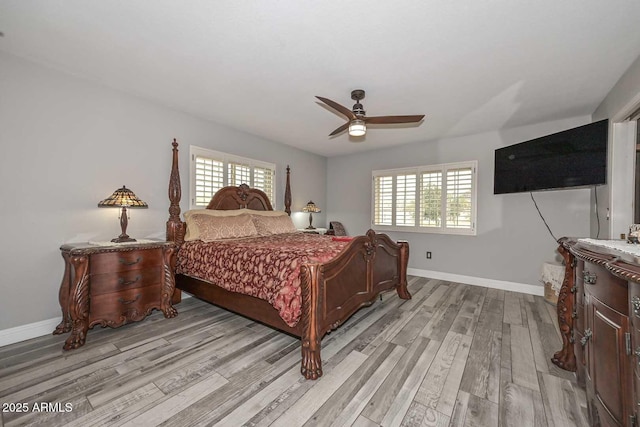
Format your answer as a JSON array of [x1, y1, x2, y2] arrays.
[[426, 251, 432, 259]]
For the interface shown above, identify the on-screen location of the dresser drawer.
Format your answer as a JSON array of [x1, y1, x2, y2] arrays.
[[90, 248, 163, 274], [90, 267, 163, 296], [89, 285, 162, 324], [583, 262, 628, 315]]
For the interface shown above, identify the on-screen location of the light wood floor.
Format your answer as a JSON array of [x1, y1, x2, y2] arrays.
[[0, 277, 589, 427]]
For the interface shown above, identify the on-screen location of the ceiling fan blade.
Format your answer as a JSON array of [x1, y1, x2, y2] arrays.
[[365, 115, 425, 124], [316, 96, 356, 120], [329, 122, 350, 136]]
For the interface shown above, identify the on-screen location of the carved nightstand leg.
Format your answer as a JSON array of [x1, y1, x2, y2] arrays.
[[64, 319, 89, 350], [160, 246, 178, 318], [54, 252, 73, 335], [62, 255, 90, 350]]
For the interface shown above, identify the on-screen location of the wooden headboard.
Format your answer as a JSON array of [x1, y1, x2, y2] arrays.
[[166, 139, 292, 244], [206, 184, 273, 211]]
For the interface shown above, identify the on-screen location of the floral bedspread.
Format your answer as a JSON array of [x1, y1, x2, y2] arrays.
[[176, 233, 349, 327]]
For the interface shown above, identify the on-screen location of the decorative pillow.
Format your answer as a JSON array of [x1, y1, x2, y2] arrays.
[[185, 214, 258, 241], [183, 209, 251, 240], [251, 214, 297, 236]]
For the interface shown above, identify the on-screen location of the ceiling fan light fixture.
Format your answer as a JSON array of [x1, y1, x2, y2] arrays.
[[349, 119, 366, 137]]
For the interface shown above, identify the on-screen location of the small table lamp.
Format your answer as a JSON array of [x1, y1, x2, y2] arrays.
[[302, 200, 321, 230], [98, 186, 148, 243]]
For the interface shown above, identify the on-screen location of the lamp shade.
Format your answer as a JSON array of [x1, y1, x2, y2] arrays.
[[98, 186, 148, 208], [302, 200, 321, 213], [348, 119, 366, 137]]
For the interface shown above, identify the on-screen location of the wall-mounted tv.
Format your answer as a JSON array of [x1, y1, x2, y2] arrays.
[[494, 119, 608, 194]]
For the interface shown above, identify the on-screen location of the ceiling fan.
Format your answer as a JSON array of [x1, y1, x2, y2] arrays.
[[316, 89, 425, 137]]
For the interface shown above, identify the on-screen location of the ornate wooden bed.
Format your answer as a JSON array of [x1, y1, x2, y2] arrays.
[[165, 139, 411, 379]]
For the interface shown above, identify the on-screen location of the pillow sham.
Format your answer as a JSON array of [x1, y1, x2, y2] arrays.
[[251, 214, 297, 236], [183, 208, 289, 240], [185, 213, 258, 241]]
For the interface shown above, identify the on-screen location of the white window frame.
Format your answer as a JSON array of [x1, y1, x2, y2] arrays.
[[189, 145, 276, 210], [372, 160, 478, 235]]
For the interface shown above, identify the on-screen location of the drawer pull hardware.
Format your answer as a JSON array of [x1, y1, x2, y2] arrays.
[[635, 346, 640, 359], [583, 271, 597, 285], [580, 328, 592, 346], [118, 294, 141, 305], [118, 275, 141, 286], [632, 296, 640, 315], [119, 257, 141, 266]]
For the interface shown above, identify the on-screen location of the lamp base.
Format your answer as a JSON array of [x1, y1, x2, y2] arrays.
[[305, 226, 316, 230], [111, 235, 136, 243]]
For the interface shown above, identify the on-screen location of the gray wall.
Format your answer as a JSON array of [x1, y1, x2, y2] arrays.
[[327, 116, 593, 287], [0, 51, 327, 330]]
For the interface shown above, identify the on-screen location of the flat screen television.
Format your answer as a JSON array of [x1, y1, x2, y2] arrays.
[[494, 119, 608, 194]]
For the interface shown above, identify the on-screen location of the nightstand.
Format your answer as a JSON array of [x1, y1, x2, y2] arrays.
[[298, 228, 327, 235], [53, 241, 177, 350]]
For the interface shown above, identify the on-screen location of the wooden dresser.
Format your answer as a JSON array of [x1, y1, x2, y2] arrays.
[[553, 238, 639, 427], [53, 241, 178, 350]]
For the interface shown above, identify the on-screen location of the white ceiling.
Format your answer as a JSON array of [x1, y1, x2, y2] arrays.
[[2, 1, 640, 157]]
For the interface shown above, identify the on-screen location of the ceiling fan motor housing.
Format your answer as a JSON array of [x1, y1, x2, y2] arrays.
[[351, 89, 366, 117]]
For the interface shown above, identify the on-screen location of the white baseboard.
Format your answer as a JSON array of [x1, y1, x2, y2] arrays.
[[0, 292, 193, 348], [408, 268, 544, 296], [0, 317, 61, 348]]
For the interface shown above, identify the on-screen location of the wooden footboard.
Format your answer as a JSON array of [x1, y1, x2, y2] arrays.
[[299, 229, 410, 379]]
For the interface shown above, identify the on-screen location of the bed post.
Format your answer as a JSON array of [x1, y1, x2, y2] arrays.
[[284, 165, 292, 216], [299, 262, 323, 379], [167, 138, 186, 245], [396, 241, 411, 299]]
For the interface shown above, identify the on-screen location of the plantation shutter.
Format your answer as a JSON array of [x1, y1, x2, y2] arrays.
[[190, 146, 277, 209], [374, 175, 393, 225], [194, 156, 224, 207], [372, 161, 476, 235], [420, 171, 442, 227], [395, 174, 417, 226], [253, 166, 275, 202], [445, 167, 473, 229], [228, 162, 251, 187]]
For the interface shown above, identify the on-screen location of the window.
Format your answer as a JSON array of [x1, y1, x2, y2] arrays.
[[372, 161, 477, 235], [190, 146, 276, 209]]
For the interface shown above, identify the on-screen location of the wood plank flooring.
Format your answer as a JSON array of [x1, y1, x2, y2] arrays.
[[0, 277, 589, 426]]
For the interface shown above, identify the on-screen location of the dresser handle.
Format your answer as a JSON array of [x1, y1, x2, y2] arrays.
[[119, 256, 141, 266], [581, 328, 592, 346], [583, 271, 597, 285], [118, 294, 141, 305], [118, 275, 141, 286], [632, 296, 640, 315], [635, 347, 640, 359]]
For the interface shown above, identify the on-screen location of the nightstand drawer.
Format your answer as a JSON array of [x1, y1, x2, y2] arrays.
[[90, 267, 163, 296], [90, 248, 163, 274], [89, 285, 162, 323]]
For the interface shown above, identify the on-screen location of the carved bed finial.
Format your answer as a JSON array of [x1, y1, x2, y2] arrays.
[[167, 138, 186, 244], [285, 165, 292, 216]]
